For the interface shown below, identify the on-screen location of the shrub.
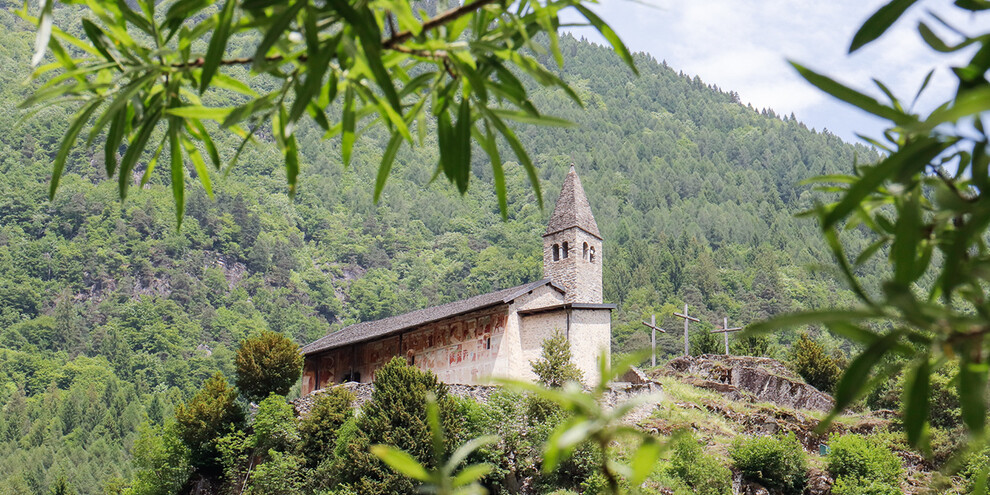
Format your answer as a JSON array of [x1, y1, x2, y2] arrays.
[[691, 328, 723, 356], [235, 330, 303, 402], [827, 434, 902, 494], [961, 446, 990, 493], [580, 473, 614, 494], [126, 421, 191, 495], [174, 372, 244, 471], [450, 395, 513, 488], [927, 426, 965, 469], [525, 392, 564, 424], [789, 333, 842, 393], [246, 450, 305, 495], [304, 416, 360, 495], [298, 387, 354, 467], [336, 357, 460, 495], [731, 335, 773, 357], [830, 476, 902, 495], [531, 330, 583, 388], [454, 389, 557, 490], [729, 432, 807, 495], [928, 367, 961, 429], [215, 429, 253, 491], [527, 406, 601, 493], [866, 363, 960, 429], [670, 432, 732, 495], [252, 394, 298, 453]]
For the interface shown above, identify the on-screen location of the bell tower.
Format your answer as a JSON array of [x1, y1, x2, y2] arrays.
[[542, 165, 602, 304]]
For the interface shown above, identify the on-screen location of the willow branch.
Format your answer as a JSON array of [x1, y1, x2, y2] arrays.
[[173, 55, 287, 68], [382, 0, 501, 48], [172, 0, 500, 69]]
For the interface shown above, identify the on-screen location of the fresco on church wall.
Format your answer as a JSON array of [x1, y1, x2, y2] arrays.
[[302, 306, 509, 393]]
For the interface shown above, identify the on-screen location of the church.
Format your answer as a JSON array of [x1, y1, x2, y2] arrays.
[[300, 166, 614, 394]]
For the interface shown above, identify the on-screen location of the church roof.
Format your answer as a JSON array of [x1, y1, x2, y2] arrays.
[[301, 279, 564, 355], [544, 165, 601, 239]]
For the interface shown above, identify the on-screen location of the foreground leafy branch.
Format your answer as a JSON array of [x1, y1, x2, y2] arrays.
[[372, 392, 497, 495], [750, 0, 990, 457], [499, 352, 665, 494], [23, 0, 637, 225]]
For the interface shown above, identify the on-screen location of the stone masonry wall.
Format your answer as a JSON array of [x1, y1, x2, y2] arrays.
[[293, 380, 663, 418], [542, 227, 602, 304], [302, 305, 509, 394]]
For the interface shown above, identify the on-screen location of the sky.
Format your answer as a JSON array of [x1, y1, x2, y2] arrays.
[[563, 0, 986, 144]]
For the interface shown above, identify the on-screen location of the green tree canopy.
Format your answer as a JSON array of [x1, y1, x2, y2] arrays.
[[234, 330, 303, 401]]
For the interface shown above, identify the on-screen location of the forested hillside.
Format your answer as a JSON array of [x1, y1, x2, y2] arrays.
[[0, 6, 882, 493]]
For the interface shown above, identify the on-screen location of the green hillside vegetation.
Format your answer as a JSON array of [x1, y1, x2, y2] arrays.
[[0, 5, 892, 493]]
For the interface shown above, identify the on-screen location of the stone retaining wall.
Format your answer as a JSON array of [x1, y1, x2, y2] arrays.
[[292, 377, 662, 418]]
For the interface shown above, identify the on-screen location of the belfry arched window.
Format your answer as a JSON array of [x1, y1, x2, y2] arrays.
[[589, 246, 596, 263], [583, 242, 589, 260], [562, 242, 569, 258], [552, 244, 560, 261]]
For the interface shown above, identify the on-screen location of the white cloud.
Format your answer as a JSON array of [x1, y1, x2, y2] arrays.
[[563, 0, 986, 142]]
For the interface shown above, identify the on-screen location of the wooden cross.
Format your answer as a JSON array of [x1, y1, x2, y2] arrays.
[[673, 304, 700, 357], [641, 314, 666, 367], [711, 317, 743, 355]]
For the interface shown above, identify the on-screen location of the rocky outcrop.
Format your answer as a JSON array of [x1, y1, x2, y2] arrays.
[[657, 355, 835, 412], [620, 366, 651, 384], [805, 468, 834, 495], [730, 468, 831, 495]]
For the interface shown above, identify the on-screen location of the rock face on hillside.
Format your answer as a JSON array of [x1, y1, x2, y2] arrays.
[[657, 355, 835, 412]]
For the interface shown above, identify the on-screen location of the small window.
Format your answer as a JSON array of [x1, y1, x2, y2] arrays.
[[583, 242, 589, 260], [484, 336, 492, 350], [562, 242, 569, 258], [552, 244, 560, 261], [589, 246, 596, 263]]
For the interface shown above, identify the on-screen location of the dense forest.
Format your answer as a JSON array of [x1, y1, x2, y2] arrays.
[[0, 5, 888, 493]]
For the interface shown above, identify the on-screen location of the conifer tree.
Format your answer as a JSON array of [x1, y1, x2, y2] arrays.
[[789, 333, 841, 393], [298, 387, 355, 467], [337, 357, 459, 495], [531, 331, 584, 388]]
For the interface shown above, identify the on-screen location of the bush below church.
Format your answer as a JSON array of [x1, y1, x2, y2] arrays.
[[826, 434, 902, 495], [665, 431, 732, 495], [729, 432, 807, 495]]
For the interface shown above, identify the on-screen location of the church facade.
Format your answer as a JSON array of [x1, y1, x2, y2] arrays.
[[300, 166, 614, 394]]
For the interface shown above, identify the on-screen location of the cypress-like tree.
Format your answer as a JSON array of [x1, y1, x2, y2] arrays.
[[789, 333, 841, 393], [298, 387, 354, 467], [174, 372, 244, 472], [337, 357, 459, 495], [531, 331, 584, 388]]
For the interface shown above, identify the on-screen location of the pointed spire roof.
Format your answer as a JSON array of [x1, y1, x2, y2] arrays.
[[544, 164, 601, 239]]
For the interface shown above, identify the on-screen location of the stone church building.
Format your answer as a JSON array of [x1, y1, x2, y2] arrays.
[[300, 166, 614, 394]]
